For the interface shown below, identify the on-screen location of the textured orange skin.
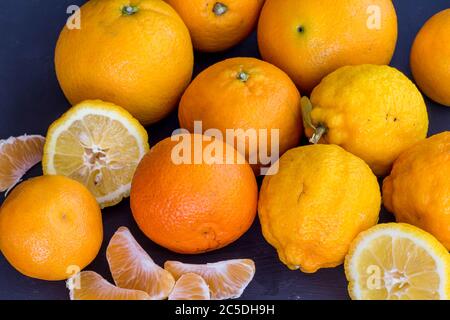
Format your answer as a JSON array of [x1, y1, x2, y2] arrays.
[[0, 176, 103, 281], [178, 57, 302, 174], [55, 0, 194, 125], [257, 0, 398, 93], [411, 9, 450, 107], [383, 132, 450, 250], [166, 0, 265, 52], [130, 134, 258, 254]]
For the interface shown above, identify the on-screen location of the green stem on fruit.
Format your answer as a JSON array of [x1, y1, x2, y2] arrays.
[[309, 125, 327, 144], [301, 97, 328, 144], [122, 5, 139, 15], [237, 71, 249, 82], [213, 2, 228, 16]]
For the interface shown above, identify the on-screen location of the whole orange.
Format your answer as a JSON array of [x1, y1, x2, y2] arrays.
[[55, 0, 194, 125], [178, 57, 302, 174], [257, 0, 398, 93], [130, 134, 258, 254], [165, 0, 265, 52], [411, 9, 450, 107], [0, 175, 103, 281]]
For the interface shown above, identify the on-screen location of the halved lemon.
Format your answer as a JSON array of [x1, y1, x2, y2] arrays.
[[106, 227, 175, 300], [68, 271, 150, 300], [345, 223, 450, 300], [43, 100, 149, 208], [169, 273, 211, 300], [0, 135, 45, 193], [165, 259, 255, 300]]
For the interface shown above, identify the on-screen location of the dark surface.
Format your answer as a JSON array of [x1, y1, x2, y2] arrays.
[[0, 0, 449, 300]]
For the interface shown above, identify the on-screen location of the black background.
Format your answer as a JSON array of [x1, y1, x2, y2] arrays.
[[0, 0, 449, 300]]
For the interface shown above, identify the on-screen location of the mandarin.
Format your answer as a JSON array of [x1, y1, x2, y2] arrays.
[[130, 134, 258, 254]]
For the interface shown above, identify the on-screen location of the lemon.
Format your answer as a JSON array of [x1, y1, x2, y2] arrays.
[[302, 64, 429, 176], [43, 100, 149, 208], [345, 223, 450, 300], [258, 144, 381, 273]]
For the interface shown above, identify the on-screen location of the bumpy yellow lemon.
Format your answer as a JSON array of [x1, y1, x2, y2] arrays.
[[383, 132, 450, 250], [258, 144, 381, 273], [303, 65, 429, 176]]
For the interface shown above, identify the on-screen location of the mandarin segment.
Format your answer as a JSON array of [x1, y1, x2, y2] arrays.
[[165, 259, 255, 300], [68, 271, 150, 300], [106, 227, 175, 300], [168, 273, 211, 300], [0, 135, 45, 192]]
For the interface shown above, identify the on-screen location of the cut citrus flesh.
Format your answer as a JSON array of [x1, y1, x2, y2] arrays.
[[106, 227, 175, 300], [0, 135, 45, 192], [165, 259, 255, 300], [43, 100, 149, 208], [345, 223, 450, 300], [68, 271, 150, 300], [168, 273, 211, 300]]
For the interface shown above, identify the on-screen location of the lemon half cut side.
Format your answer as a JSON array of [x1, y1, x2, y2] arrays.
[[43, 100, 149, 208], [345, 223, 450, 300]]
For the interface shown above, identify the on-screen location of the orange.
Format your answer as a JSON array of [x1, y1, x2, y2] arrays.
[[168, 273, 211, 300], [383, 132, 450, 250], [178, 57, 302, 174], [165, 259, 256, 300], [0, 175, 103, 281], [130, 134, 258, 254], [69, 271, 150, 300], [257, 0, 398, 93], [55, 0, 194, 125], [411, 9, 450, 107], [106, 227, 175, 299], [165, 0, 265, 52], [0, 135, 45, 193]]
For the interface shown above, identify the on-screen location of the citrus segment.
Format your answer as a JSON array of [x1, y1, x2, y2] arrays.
[[165, 259, 255, 300], [345, 223, 450, 300], [168, 273, 211, 300], [0, 135, 45, 193], [43, 100, 149, 208], [68, 271, 150, 300], [106, 227, 175, 300]]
